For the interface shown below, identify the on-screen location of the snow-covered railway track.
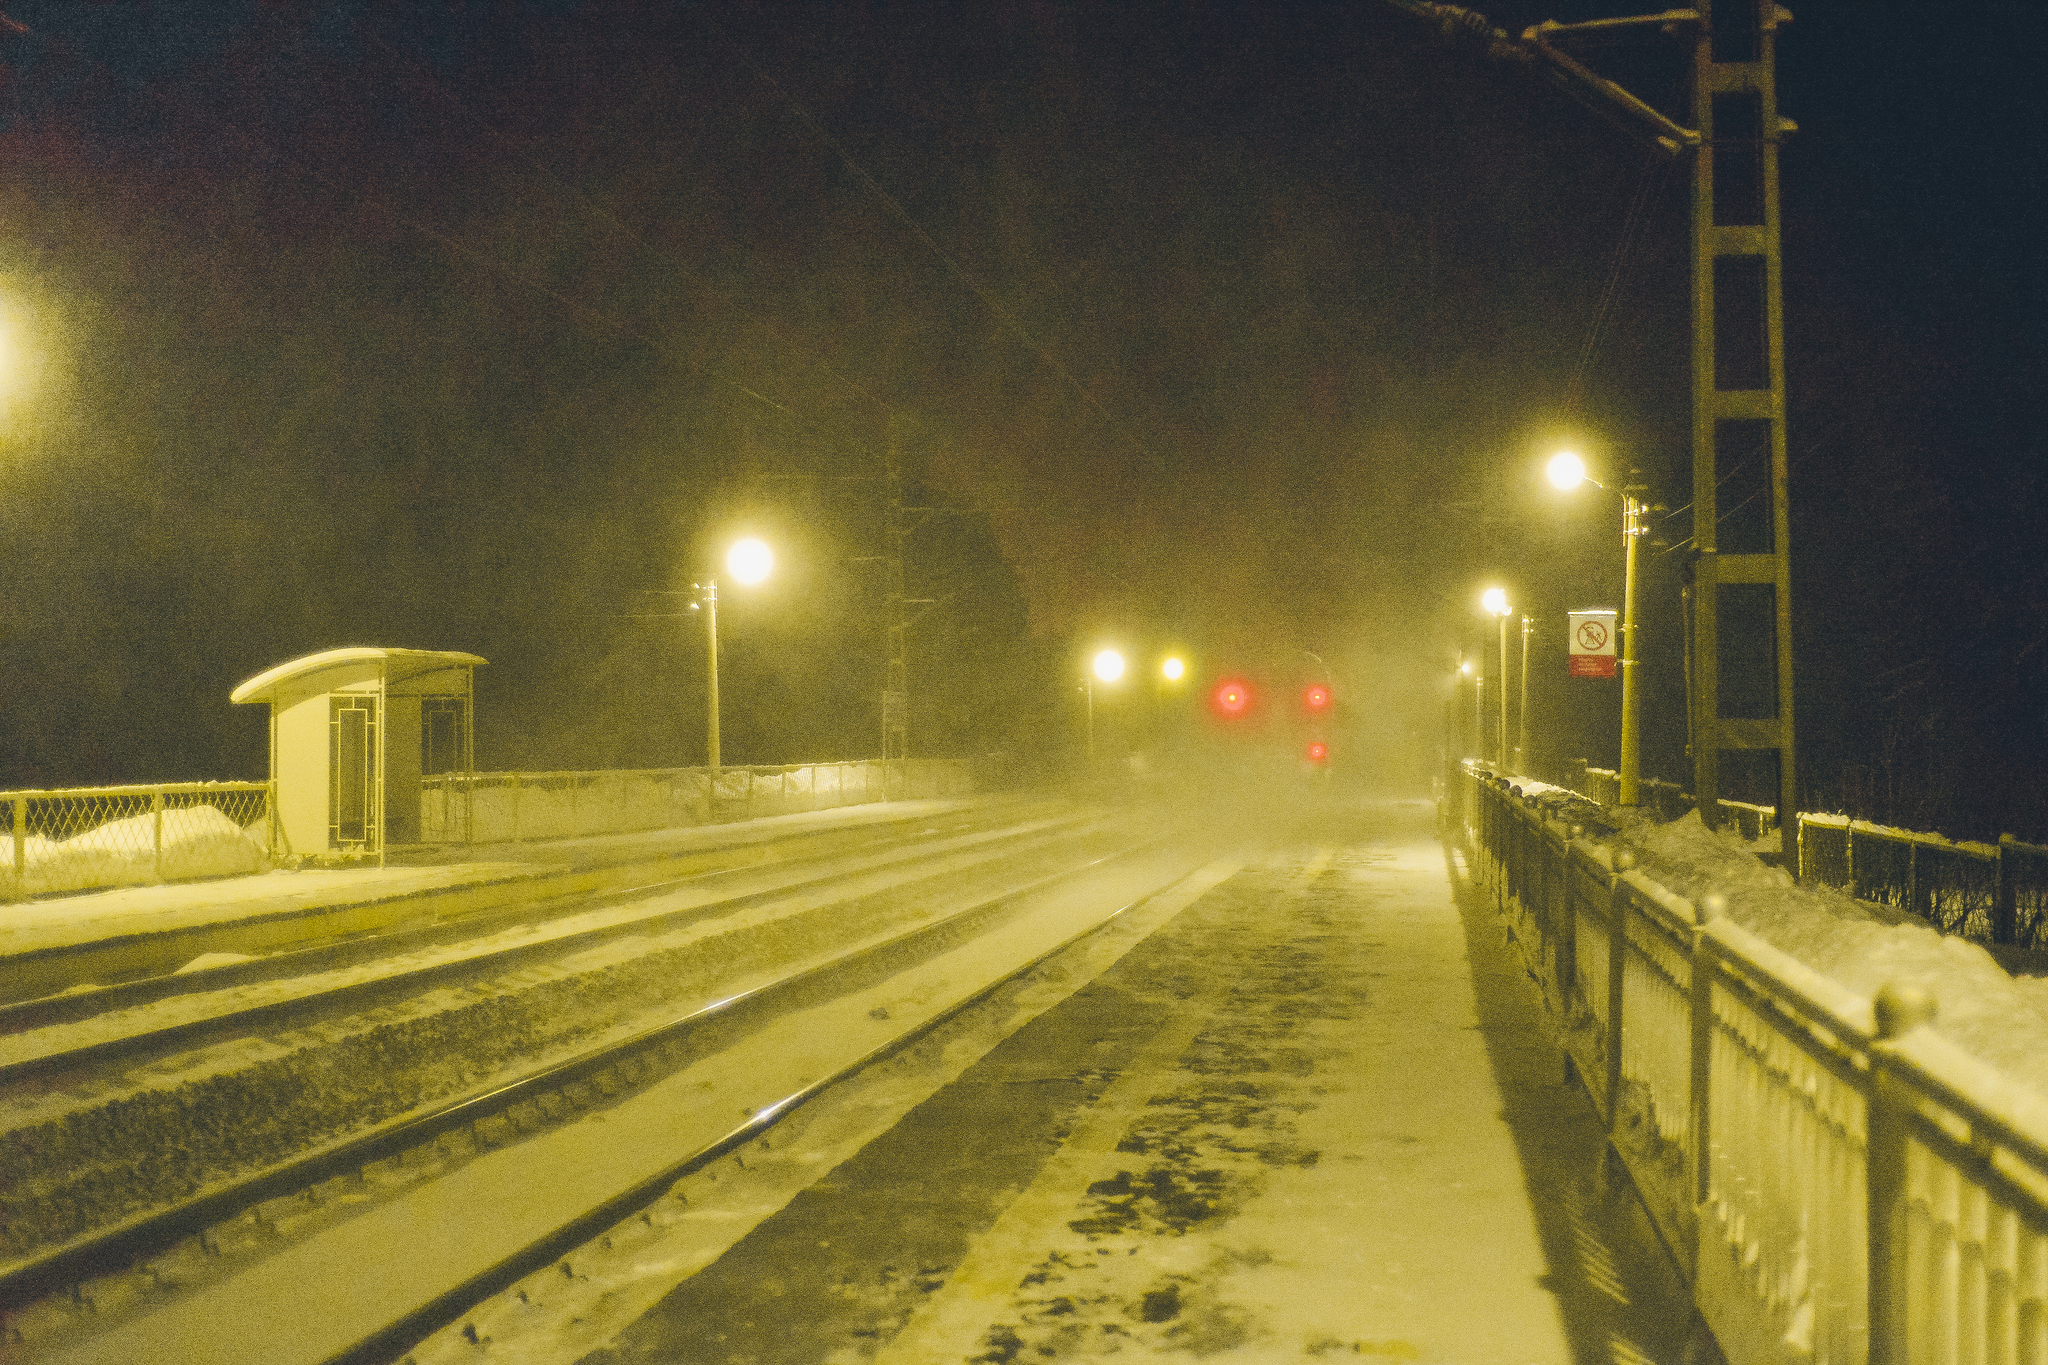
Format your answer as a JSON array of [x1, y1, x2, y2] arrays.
[[2, 816, 1193, 1361], [0, 810, 1093, 1087]]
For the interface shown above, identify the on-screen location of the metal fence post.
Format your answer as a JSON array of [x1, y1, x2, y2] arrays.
[[1995, 835, 2019, 945], [1907, 839, 1923, 923], [10, 795, 24, 900], [1868, 982, 1937, 1365], [151, 787, 166, 882]]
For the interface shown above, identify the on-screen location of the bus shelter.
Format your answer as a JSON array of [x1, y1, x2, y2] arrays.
[[231, 648, 485, 862]]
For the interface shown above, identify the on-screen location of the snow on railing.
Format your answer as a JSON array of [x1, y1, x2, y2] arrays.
[[1459, 765, 2048, 1365], [417, 759, 971, 845], [1799, 815, 2048, 948], [1, 782, 272, 901], [1558, 765, 2048, 950]]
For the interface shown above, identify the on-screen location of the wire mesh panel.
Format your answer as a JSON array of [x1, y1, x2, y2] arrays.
[[1848, 827, 1915, 909], [1923, 843, 1998, 938], [2008, 838, 2048, 949], [1704, 975, 1870, 1364], [1, 783, 270, 899], [1803, 816, 1853, 890]]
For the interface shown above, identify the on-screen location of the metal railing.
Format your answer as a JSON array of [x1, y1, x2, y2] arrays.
[[1799, 815, 2048, 948], [1458, 763, 2048, 1365], [418, 759, 972, 846], [1560, 767, 2048, 949], [2, 782, 272, 901]]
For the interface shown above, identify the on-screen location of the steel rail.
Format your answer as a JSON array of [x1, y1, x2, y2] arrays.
[[331, 842, 1190, 1365], [0, 831, 1166, 1314], [0, 806, 1045, 1033], [0, 815, 1099, 1087]]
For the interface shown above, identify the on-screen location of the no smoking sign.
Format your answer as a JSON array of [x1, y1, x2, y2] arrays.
[[1568, 609, 1618, 679]]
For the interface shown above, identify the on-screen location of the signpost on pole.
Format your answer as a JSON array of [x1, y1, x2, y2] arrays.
[[1569, 610, 1619, 680]]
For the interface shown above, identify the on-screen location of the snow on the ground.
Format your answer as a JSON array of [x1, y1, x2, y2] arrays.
[[0, 805, 269, 900], [1619, 810, 2048, 1100]]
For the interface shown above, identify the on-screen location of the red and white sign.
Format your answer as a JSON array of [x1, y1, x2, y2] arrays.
[[1568, 610, 1618, 679]]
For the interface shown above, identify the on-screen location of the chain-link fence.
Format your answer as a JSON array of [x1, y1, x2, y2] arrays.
[[3, 782, 271, 900]]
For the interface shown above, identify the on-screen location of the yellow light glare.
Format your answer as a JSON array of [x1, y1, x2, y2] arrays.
[[1460, 660, 1474, 676], [1547, 450, 1587, 491], [1092, 649, 1125, 684], [1161, 656, 1185, 682], [726, 538, 774, 586], [1482, 586, 1510, 617]]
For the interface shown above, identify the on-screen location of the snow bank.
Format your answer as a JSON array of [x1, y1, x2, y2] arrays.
[[0, 805, 270, 900], [1621, 811, 2048, 1100]]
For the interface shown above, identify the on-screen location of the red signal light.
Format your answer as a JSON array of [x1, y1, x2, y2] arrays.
[[1306, 741, 1329, 762], [1303, 684, 1330, 711], [1212, 679, 1252, 717]]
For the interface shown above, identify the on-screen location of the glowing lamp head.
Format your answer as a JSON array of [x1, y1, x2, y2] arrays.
[[1212, 680, 1250, 716], [1161, 656, 1185, 682], [1306, 741, 1328, 763], [1459, 660, 1474, 676], [1303, 684, 1330, 711], [1482, 586, 1510, 617], [1092, 649, 1126, 684], [726, 537, 774, 586], [1547, 450, 1587, 491]]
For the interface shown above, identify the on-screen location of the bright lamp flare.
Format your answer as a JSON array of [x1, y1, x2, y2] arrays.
[[1092, 649, 1125, 684], [726, 538, 774, 586], [1161, 656, 1185, 682], [1547, 450, 1587, 491], [1482, 586, 1510, 617]]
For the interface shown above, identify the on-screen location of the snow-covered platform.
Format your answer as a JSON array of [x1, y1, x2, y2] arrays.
[[424, 798, 1695, 1363], [0, 800, 979, 1004]]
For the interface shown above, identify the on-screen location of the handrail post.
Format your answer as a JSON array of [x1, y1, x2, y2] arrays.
[[1868, 982, 1938, 1365], [1605, 850, 1635, 1165], [1690, 892, 1725, 1206]]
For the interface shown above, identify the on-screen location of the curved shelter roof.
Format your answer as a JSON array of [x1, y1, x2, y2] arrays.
[[231, 648, 488, 705]]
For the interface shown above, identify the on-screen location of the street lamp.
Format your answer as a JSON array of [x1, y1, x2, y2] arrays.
[[1482, 587, 1511, 771], [693, 537, 774, 774], [1549, 450, 1644, 806]]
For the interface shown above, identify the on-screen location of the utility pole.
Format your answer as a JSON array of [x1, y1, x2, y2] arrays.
[[881, 420, 910, 792], [1380, 0, 1800, 861], [1686, 0, 1799, 862]]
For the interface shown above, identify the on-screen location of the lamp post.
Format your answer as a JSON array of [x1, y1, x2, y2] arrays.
[[1085, 648, 1125, 770], [1517, 614, 1533, 777], [1482, 587, 1511, 771], [1462, 658, 1482, 764], [695, 537, 774, 775], [1549, 450, 1644, 806]]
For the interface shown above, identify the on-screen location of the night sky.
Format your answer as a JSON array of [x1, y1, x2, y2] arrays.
[[0, 1, 2040, 839]]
